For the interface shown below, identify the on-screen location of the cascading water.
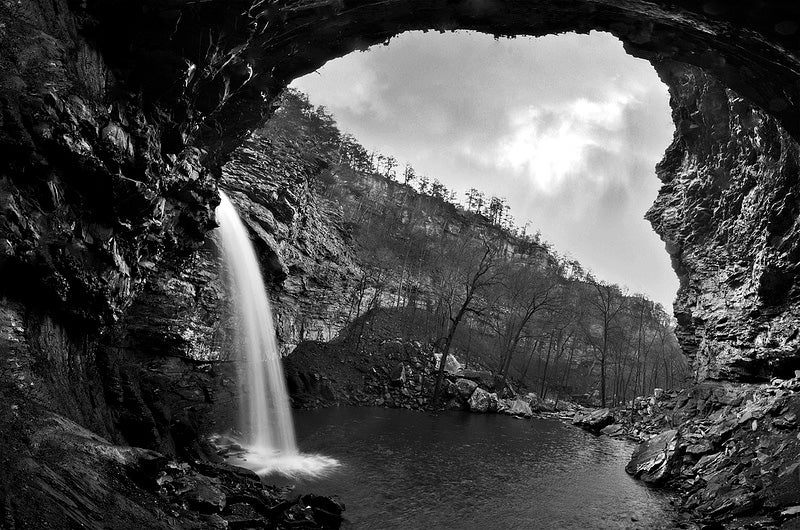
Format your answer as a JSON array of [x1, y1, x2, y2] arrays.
[[215, 191, 338, 478]]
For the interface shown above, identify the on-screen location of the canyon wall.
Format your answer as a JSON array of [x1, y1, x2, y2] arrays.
[[648, 62, 800, 383], [0, 0, 799, 526], [0, 3, 797, 412]]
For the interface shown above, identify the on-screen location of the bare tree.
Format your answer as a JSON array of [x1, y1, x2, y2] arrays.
[[581, 279, 627, 407], [489, 261, 560, 382], [431, 234, 503, 405]]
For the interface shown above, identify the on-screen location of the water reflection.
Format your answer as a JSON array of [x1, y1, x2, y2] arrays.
[[278, 408, 678, 529]]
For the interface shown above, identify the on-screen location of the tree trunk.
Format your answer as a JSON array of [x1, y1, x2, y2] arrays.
[[432, 296, 473, 405], [600, 326, 608, 408], [556, 339, 577, 408], [539, 333, 555, 399], [519, 340, 540, 384]]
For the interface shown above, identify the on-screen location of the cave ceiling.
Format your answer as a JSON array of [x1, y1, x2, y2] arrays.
[[86, 0, 799, 160]]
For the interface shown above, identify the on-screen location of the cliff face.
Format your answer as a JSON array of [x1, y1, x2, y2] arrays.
[[648, 62, 800, 382], [221, 132, 362, 353], [0, 2, 219, 326], [0, 1, 797, 416]]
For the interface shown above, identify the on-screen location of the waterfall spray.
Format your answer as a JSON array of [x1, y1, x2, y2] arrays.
[[216, 191, 338, 477]]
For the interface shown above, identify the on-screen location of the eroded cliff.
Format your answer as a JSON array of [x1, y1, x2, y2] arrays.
[[648, 62, 800, 382]]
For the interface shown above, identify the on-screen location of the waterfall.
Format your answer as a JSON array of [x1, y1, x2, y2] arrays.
[[216, 191, 297, 454], [216, 191, 338, 477]]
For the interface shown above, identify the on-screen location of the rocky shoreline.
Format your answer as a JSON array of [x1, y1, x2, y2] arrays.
[[569, 378, 800, 529], [285, 331, 579, 418], [286, 332, 800, 529], [0, 382, 346, 530]]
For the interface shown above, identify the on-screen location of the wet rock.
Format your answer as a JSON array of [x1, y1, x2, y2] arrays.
[[200, 514, 228, 529], [572, 408, 614, 432], [684, 441, 713, 455], [499, 398, 533, 418], [774, 412, 797, 429], [300, 494, 345, 528], [781, 506, 800, 518], [766, 466, 800, 508], [185, 482, 227, 514], [707, 490, 759, 518], [625, 429, 680, 484], [444, 398, 464, 411]]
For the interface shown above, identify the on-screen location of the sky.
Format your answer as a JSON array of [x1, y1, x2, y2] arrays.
[[290, 30, 678, 310]]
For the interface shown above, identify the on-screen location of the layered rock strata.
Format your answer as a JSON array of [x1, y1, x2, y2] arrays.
[[616, 379, 800, 526], [648, 63, 800, 382]]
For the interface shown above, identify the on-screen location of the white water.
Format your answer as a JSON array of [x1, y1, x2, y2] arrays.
[[216, 191, 339, 478]]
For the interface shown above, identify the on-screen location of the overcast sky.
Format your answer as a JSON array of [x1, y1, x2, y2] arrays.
[[291, 30, 678, 310]]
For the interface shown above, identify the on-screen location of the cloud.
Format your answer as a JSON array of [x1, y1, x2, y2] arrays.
[[290, 30, 678, 308], [490, 94, 635, 193]]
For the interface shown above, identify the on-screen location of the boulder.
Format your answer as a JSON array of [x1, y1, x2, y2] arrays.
[[600, 423, 623, 437], [572, 408, 614, 432], [468, 387, 491, 413], [501, 398, 533, 418], [389, 362, 406, 386], [625, 429, 680, 484], [184, 482, 226, 514], [497, 398, 511, 413], [454, 378, 478, 400], [442, 379, 459, 398], [432, 353, 462, 374], [459, 369, 495, 389], [300, 494, 345, 528], [486, 392, 499, 413], [523, 392, 541, 409]]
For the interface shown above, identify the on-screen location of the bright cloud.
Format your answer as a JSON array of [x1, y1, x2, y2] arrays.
[[494, 94, 638, 192]]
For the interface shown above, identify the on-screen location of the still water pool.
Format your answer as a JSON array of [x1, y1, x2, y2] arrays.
[[283, 407, 679, 529]]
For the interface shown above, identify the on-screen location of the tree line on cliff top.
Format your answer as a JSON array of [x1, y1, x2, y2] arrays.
[[263, 89, 689, 406]]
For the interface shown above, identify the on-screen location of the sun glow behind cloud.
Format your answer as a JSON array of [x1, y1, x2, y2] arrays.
[[479, 91, 642, 195], [291, 30, 677, 308]]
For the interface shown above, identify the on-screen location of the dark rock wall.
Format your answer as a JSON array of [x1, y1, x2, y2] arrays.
[[0, 1, 223, 462], [0, 1, 219, 326], [648, 62, 800, 382]]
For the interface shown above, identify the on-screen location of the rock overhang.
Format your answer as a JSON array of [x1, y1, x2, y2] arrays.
[[1, 0, 800, 382], [84, 1, 800, 156]]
